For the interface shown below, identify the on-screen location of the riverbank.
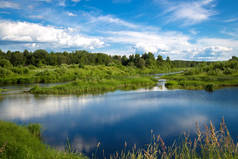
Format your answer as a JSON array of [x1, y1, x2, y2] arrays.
[[0, 121, 87, 159]]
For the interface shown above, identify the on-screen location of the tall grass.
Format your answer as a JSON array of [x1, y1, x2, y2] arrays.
[[93, 118, 238, 159]]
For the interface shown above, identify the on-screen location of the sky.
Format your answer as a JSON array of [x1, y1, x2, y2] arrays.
[[0, 0, 238, 61]]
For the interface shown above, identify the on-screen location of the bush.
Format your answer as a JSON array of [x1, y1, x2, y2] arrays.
[[0, 59, 12, 68], [0, 68, 13, 77], [205, 84, 214, 92]]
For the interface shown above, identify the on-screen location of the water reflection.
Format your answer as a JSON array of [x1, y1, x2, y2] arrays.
[[0, 87, 238, 156]]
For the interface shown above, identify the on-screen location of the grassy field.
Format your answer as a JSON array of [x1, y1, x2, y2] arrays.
[[0, 121, 87, 159]]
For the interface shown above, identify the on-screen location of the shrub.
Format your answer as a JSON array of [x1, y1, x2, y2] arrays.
[[205, 84, 214, 92], [0, 59, 12, 68]]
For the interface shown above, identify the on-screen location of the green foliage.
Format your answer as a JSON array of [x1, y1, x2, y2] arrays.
[[136, 58, 145, 69], [163, 58, 238, 91], [0, 68, 13, 78], [0, 59, 12, 68], [204, 84, 214, 92], [30, 76, 157, 95], [26, 124, 41, 140], [0, 121, 87, 159], [0, 50, 174, 70]]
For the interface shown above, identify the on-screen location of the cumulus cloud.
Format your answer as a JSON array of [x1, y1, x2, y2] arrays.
[[0, 20, 104, 49], [105, 30, 191, 56], [193, 46, 233, 60], [101, 29, 237, 61], [158, 0, 216, 25], [0, 1, 20, 9]]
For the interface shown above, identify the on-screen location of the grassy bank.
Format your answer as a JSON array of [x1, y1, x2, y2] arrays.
[[0, 121, 87, 159], [162, 60, 238, 91], [30, 76, 157, 95]]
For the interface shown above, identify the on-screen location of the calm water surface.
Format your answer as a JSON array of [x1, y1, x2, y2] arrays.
[[0, 82, 238, 157]]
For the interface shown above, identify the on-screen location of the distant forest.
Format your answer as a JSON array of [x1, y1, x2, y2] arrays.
[[0, 49, 211, 69]]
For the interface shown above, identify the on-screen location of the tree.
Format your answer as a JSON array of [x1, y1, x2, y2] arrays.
[[166, 56, 171, 62], [33, 49, 48, 66], [157, 55, 163, 63], [142, 52, 156, 67], [121, 55, 129, 66], [137, 58, 145, 69]]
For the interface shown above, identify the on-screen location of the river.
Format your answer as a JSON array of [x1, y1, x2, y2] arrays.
[[0, 74, 238, 157]]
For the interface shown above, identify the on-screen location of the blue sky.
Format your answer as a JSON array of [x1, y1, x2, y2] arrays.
[[0, 0, 238, 60]]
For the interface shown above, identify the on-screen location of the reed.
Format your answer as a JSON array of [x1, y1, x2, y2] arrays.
[[93, 118, 238, 159]]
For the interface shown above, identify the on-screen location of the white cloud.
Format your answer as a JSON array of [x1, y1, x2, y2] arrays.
[[29, 15, 44, 19], [58, 0, 65, 6], [101, 29, 238, 61], [105, 30, 191, 55], [192, 45, 233, 60], [72, 0, 80, 2], [89, 15, 138, 28], [66, 12, 77, 16], [189, 29, 198, 35], [158, 0, 216, 25], [223, 18, 238, 23], [0, 20, 104, 49], [0, 1, 20, 9]]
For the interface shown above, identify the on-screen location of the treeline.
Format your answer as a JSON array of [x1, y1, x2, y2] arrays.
[[184, 56, 238, 76], [0, 49, 202, 69]]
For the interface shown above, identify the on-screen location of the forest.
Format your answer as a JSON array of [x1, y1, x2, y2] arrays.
[[0, 49, 203, 68]]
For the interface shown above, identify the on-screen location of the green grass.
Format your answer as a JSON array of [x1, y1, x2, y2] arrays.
[[30, 76, 158, 95], [0, 88, 7, 93], [163, 71, 238, 91], [0, 64, 165, 85], [161, 60, 238, 91], [0, 121, 87, 159]]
